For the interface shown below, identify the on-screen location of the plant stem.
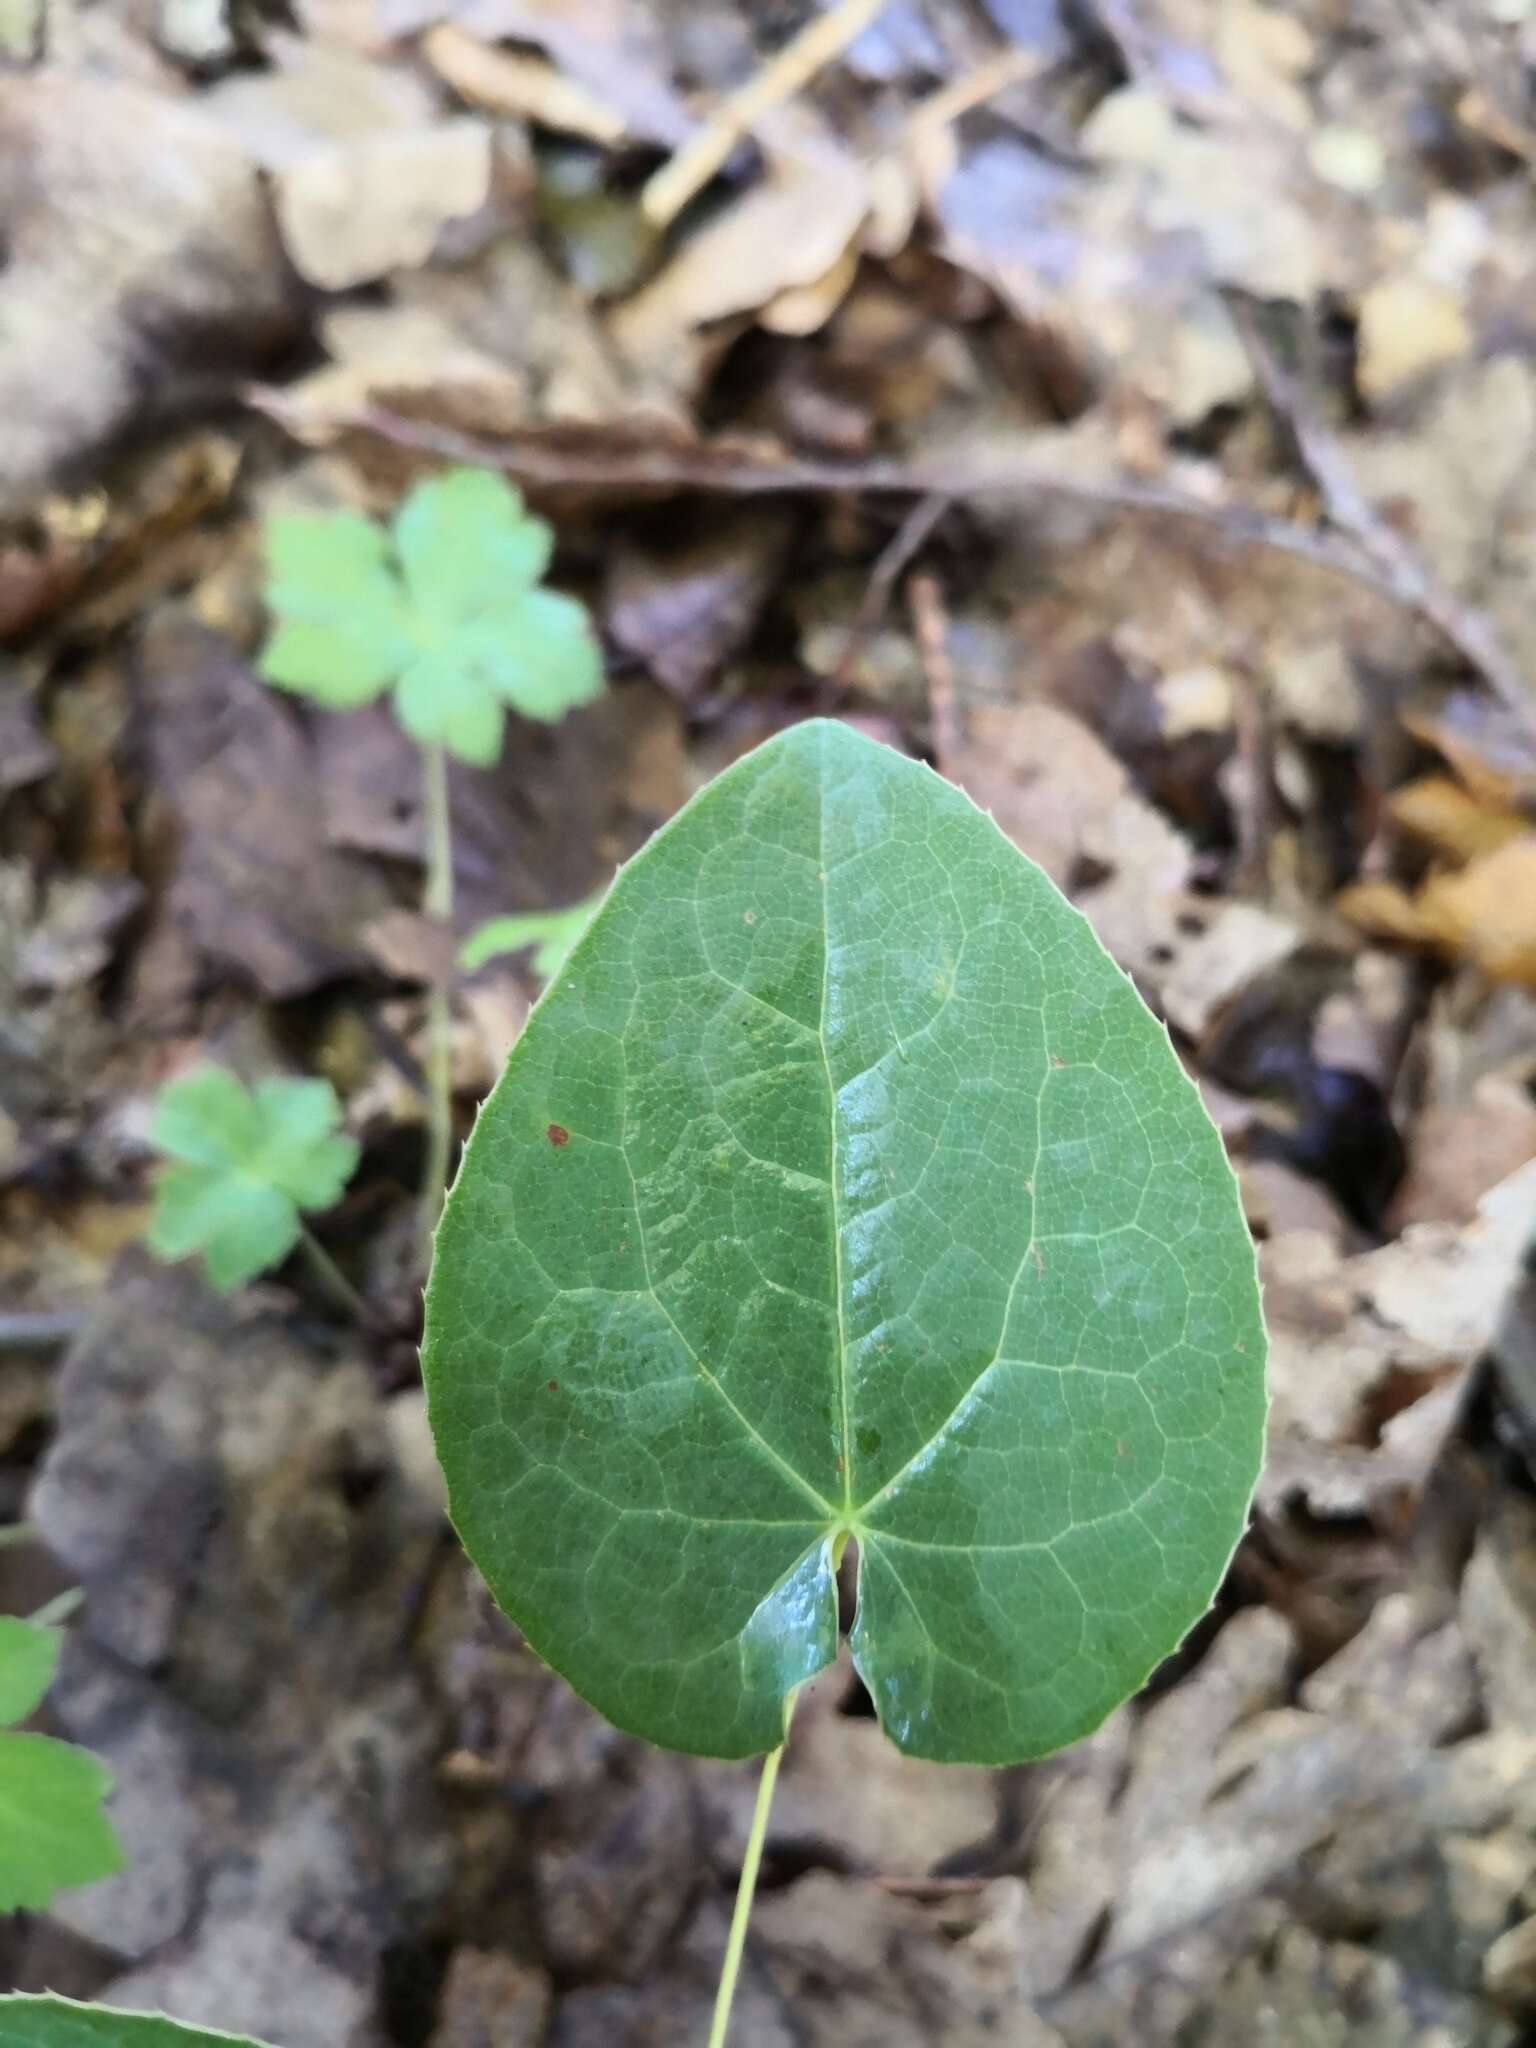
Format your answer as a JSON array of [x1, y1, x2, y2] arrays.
[[28, 1588, 84, 1629], [419, 741, 456, 1274], [707, 1715, 793, 2048], [298, 1224, 367, 1322]]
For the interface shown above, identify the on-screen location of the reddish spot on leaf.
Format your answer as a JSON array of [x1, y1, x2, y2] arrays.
[[547, 1379, 559, 1392], [547, 1123, 570, 1147]]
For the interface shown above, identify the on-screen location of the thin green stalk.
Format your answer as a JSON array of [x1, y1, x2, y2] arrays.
[[27, 1588, 83, 1630], [298, 1224, 367, 1322], [707, 1708, 794, 2048], [419, 741, 456, 1272]]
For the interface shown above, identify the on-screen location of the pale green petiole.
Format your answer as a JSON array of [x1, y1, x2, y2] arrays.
[[707, 1692, 798, 2048], [418, 740, 456, 1272]]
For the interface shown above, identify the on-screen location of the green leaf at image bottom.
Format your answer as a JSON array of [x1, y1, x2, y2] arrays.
[[0, 1618, 124, 1912], [0, 1996, 270, 2046], [424, 720, 1266, 1764]]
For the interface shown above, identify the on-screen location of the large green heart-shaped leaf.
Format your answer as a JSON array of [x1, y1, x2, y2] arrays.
[[424, 720, 1265, 1763], [0, 1996, 269, 2046]]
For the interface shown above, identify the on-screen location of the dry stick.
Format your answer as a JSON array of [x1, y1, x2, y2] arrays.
[[831, 492, 950, 692], [642, 0, 893, 227], [0, 1311, 80, 1354], [1230, 297, 1536, 728], [903, 45, 1043, 139], [248, 387, 1536, 742], [907, 569, 960, 776]]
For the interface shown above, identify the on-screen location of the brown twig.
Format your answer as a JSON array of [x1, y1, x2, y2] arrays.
[[250, 385, 1535, 730], [247, 386, 1373, 564], [0, 1311, 81, 1354], [907, 570, 960, 776], [641, 0, 892, 227], [832, 492, 950, 691], [1231, 297, 1535, 733]]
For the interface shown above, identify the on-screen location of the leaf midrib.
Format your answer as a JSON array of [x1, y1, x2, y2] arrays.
[[816, 723, 857, 1522]]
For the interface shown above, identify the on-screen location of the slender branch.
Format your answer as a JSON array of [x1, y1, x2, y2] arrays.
[[297, 1224, 367, 1322], [1231, 295, 1536, 727], [831, 491, 950, 692], [907, 569, 959, 775], [249, 383, 1536, 739], [418, 742, 456, 1274], [642, 0, 892, 227], [0, 1312, 80, 1354], [708, 1724, 791, 2048]]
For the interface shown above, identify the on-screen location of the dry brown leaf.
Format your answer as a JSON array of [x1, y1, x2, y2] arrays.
[[1392, 1075, 1536, 1229], [945, 700, 1194, 987], [1161, 904, 1301, 1039], [1387, 774, 1529, 864], [293, 303, 530, 425], [1356, 273, 1473, 404], [760, 246, 862, 337], [201, 39, 493, 290], [274, 121, 493, 291], [612, 110, 870, 355], [133, 615, 392, 999], [0, 72, 299, 512], [1415, 839, 1536, 987], [603, 507, 793, 695], [1346, 356, 1536, 690], [1336, 877, 1434, 948], [1259, 1158, 1536, 1520], [422, 21, 626, 143], [1404, 692, 1536, 810]]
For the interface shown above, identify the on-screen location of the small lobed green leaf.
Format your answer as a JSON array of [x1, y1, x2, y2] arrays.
[[476, 589, 604, 723], [258, 470, 602, 764], [424, 721, 1267, 1765], [149, 1066, 261, 1170], [247, 1077, 360, 1209], [0, 1995, 272, 2046], [0, 1616, 60, 1726], [393, 468, 553, 622], [460, 889, 606, 981], [259, 511, 410, 707], [146, 1068, 356, 1294], [393, 650, 507, 769], [0, 1733, 124, 1912]]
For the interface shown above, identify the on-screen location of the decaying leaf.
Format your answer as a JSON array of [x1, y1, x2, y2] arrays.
[[944, 699, 1195, 989], [1260, 1159, 1536, 1519], [0, 71, 299, 511], [134, 614, 393, 998]]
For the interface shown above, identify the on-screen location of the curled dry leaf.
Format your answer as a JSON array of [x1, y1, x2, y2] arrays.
[[612, 108, 871, 357], [1344, 838, 1536, 990], [201, 40, 493, 291], [1260, 1157, 1536, 1520], [422, 21, 627, 144], [1356, 272, 1473, 404], [274, 121, 493, 292]]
